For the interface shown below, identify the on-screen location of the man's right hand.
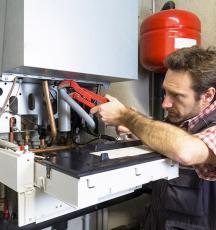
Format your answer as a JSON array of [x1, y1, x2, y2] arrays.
[[116, 125, 131, 134], [90, 94, 128, 127]]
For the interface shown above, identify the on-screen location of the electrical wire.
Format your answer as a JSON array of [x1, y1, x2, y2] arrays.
[[2, 79, 22, 114], [0, 138, 19, 151], [2, 80, 37, 132], [72, 134, 117, 146], [0, 77, 17, 117], [72, 126, 117, 146]]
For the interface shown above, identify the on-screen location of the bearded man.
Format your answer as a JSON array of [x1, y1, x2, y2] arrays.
[[91, 46, 216, 230]]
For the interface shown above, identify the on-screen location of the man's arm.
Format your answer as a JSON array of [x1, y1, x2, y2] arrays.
[[121, 109, 215, 165], [91, 95, 216, 166]]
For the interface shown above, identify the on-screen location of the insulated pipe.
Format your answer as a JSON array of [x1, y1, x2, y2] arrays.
[[42, 81, 57, 144], [152, 0, 155, 13], [58, 92, 71, 132], [0, 139, 19, 151], [59, 89, 96, 130]]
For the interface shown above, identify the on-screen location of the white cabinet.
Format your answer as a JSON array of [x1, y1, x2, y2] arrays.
[[3, 0, 138, 82], [34, 157, 178, 209]]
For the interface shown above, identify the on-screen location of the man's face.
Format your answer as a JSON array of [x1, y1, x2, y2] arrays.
[[162, 69, 204, 124]]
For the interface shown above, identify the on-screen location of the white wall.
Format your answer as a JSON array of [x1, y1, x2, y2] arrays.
[[0, 0, 6, 74], [155, 0, 216, 47]]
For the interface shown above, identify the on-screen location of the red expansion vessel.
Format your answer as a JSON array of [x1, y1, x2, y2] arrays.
[[140, 9, 201, 73]]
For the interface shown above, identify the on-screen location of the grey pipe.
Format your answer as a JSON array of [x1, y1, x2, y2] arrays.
[[59, 89, 95, 130], [58, 92, 71, 132]]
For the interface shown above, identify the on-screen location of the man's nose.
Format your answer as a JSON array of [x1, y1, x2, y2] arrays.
[[162, 95, 173, 109]]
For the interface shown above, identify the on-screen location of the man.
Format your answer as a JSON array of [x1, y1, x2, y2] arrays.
[[91, 46, 216, 229]]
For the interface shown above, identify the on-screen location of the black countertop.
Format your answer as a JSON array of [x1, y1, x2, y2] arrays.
[[36, 140, 164, 178]]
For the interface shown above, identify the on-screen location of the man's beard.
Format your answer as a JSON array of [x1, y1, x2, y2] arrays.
[[165, 104, 201, 124], [165, 111, 183, 124]]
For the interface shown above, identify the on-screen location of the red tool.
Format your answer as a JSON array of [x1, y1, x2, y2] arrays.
[[58, 80, 108, 109]]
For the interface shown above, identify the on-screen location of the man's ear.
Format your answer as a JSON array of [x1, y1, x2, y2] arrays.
[[202, 87, 216, 103]]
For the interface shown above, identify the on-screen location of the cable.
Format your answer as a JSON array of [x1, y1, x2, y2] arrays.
[[3, 79, 22, 114], [0, 139, 19, 151], [72, 137, 100, 145], [0, 77, 17, 117], [73, 126, 117, 146], [72, 134, 117, 146]]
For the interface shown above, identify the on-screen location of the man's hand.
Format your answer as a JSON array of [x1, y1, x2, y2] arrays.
[[90, 94, 128, 126], [116, 125, 131, 134]]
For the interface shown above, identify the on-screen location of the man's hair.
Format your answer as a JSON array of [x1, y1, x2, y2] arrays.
[[165, 46, 216, 101]]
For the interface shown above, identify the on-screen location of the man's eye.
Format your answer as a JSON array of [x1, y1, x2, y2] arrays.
[[171, 93, 180, 98]]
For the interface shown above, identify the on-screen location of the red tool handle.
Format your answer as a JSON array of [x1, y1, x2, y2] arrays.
[[59, 80, 108, 108]]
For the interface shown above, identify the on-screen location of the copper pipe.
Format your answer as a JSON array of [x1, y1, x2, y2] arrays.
[[40, 138, 45, 148], [30, 145, 75, 154], [34, 155, 46, 159], [9, 117, 15, 143], [42, 81, 57, 144], [24, 130, 30, 145]]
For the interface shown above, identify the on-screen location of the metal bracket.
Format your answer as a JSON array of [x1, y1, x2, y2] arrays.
[[169, 160, 176, 167], [135, 168, 141, 176], [87, 179, 95, 189], [1, 73, 17, 82]]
